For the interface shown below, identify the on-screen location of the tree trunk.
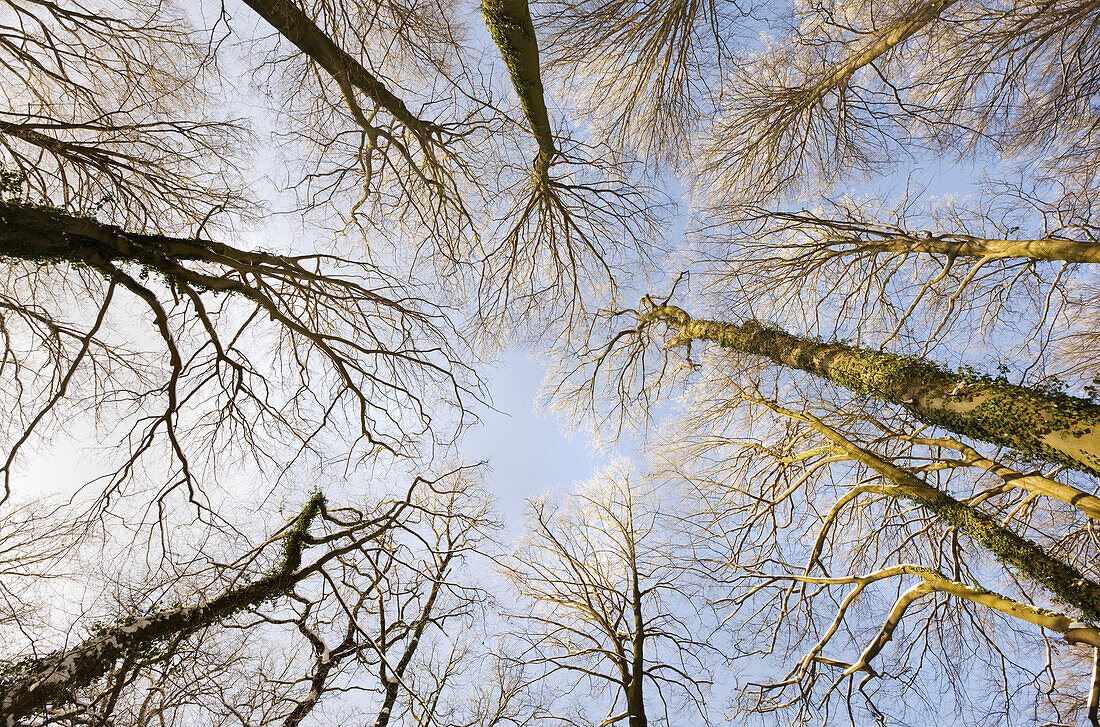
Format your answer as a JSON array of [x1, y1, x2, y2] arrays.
[[807, 0, 958, 99], [627, 540, 647, 727], [240, 0, 432, 137], [871, 233, 1100, 263], [0, 494, 324, 724], [480, 0, 556, 175], [643, 302, 1100, 476]]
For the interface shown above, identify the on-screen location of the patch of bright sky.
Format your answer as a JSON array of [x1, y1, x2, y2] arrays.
[[463, 348, 610, 531]]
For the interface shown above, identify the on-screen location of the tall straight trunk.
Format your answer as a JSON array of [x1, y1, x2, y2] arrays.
[[627, 545, 647, 727], [0, 495, 325, 724], [643, 302, 1100, 476], [805, 0, 959, 101], [240, 0, 434, 139], [480, 0, 557, 175], [868, 233, 1100, 263]]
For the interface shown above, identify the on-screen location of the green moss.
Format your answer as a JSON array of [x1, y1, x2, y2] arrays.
[[911, 488, 1100, 623], [0, 167, 27, 200], [0, 492, 325, 714], [479, 0, 556, 166], [678, 316, 1100, 476], [274, 490, 324, 575]]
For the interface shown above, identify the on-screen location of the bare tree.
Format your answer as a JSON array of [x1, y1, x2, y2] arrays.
[[1, 489, 331, 721], [0, 196, 475, 516], [691, 0, 1100, 199], [0, 471, 504, 727], [499, 462, 717, 727], [475, 0, 665, 328], [537, 0, 750, 164], [0, 0, 246, 230], [549, 288, 1100, 722], [236, 0, 485, 247], [648, 370, 1100, 724], [0, 0, 496, 522], [9, 0, 1100, 724], [691, 189, 1094, 356], [562, 295, 1100, 476]]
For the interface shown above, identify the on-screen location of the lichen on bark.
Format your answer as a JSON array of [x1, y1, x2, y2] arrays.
[[643, 302, 1100, 476], [480, 0, 556, 175], [0, 493, 325, 724]]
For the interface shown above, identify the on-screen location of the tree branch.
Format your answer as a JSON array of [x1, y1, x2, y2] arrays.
[[0, 493, 326, 723]]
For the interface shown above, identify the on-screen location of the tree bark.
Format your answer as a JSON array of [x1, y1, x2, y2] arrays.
[[642, 302, 1100, 476], [865, 232, 1100, 264], [480, 0, 556, 176], [0, 494, 324, 724]]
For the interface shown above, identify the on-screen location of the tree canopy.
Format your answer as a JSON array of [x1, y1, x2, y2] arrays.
[[2, 0, 1100, 724]]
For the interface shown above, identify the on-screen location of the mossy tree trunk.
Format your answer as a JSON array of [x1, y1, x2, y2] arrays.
[[862, 232, 1100, 263], [0, 495, 325, 724], [480, 0, 557, 176], [642, 302, 1100, 476], [1, 200, 274, 272], [767, 403, 1100, 624]]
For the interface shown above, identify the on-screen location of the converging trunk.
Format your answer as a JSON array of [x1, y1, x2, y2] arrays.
[[643, 302, 1100, 476], [0, 495, 324, 724], [480, 0, 557, 175], [870, 232, 1100, 264]]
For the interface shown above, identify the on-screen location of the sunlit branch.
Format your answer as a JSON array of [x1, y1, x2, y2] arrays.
[[756, 398, 1100, 624], [640, 300, 1100, 476]]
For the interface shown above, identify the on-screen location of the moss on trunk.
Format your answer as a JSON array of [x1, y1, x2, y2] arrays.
[[645, 303, 1100, 476], [0, 493, 324, 723], [480, 0, 556, 174]]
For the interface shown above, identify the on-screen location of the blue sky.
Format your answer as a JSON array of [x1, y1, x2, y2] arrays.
[[463, 348, 607, 530]]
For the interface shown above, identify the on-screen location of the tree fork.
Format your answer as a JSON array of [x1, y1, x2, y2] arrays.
[[761, 401, 1100, 625], [0, 493, 325, 724], [641, 301, 1100, 476]]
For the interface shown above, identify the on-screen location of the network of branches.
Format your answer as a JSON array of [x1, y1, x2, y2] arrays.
[[1, 0, 1099, 724]]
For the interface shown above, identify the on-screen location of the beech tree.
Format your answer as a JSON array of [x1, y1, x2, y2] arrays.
[[4, 0, 1100, 723], [499, 464, 716, 727], [0, 473, 500, 726], [538, 0, 1100, 719]]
